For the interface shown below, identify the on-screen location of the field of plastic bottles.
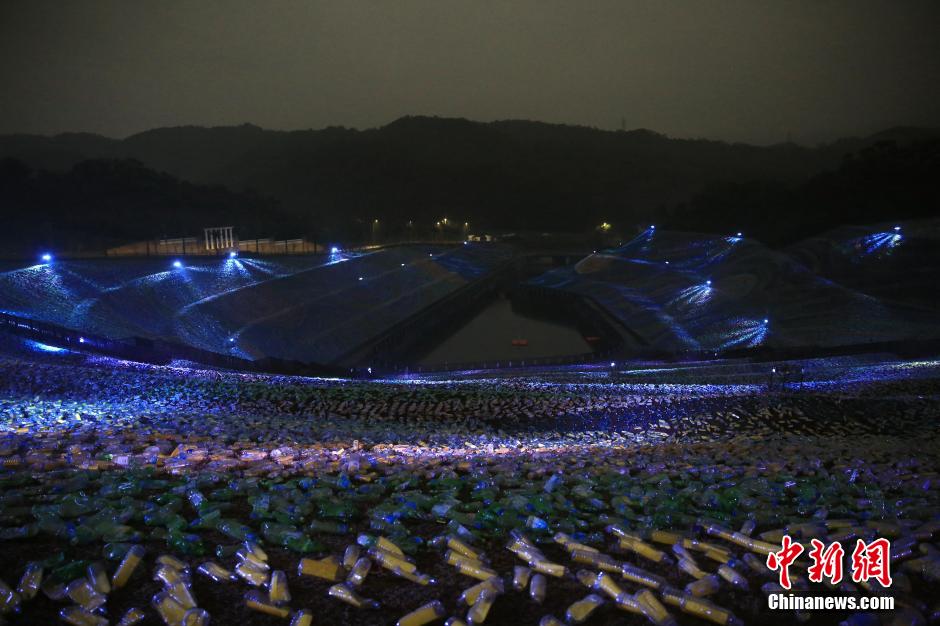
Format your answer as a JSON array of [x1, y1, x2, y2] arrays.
[[1, 347, 939, 625]]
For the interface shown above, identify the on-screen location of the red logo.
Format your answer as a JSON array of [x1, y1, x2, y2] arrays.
[[851, 538, 892, 587], [766, 534, 804, 589], [766, 535, 892, 589], [807, 539, 845, 584]]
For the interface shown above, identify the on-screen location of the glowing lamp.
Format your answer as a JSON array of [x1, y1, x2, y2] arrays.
[[893, 226, 901, 232], [229, 251, 237, 258], [331, 246, 339, 253], [41, 253, 52, 263], [172, 260, 183, 269], [705, 280, 712, 287]]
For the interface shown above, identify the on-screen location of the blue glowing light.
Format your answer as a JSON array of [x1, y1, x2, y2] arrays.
[[28, 340, 67, 353], [859, 232, 903, 255], [172, 260, 183, 269], [229, 251, 238, 259], [358, 276, 364, 281], [650, 225, 656, 230], [705, 280, 712, 287], [331, 246, 340, 254], [41, 253, 52, 263], [763, 318, 769, 324], [610, 362, 616, 368], [736, 232, 742, 237], [78, 337, 86, 343]]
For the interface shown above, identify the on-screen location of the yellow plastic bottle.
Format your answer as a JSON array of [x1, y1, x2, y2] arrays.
[[467, 588, 497, 624], [152, 590, 188, 625], [328, 583, 380, 609], [297, 556, 344, 582], [112, 545, 145, 589], [565, 594, 604, 624], [291, 609, 314, 626], [685, 574, 721, 597], [268, 570, 291, 605], [245, 589, 291, 618], [66, 579, 107, 612], [634, 589, 678, 626], [396, 600, 447, 626]]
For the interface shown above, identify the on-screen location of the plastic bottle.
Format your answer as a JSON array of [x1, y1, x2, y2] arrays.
[[235, 560, 269, 586], [634, 589, 679, 626], [343, 545, 361, 570], [16, 562, 43, 601], [512, 566, 531, 591], [397, 600, 447, 626], [268, 570, 291, 605], [196, 562, 235, 583], [0, 578, 20, 613], [117, 607, 146, 626], [182, 608, 211, 626], [245, 589, 291, 618], [66, 579, 106, 611], [678, 558, 707, 580], [458, 578, 503, 606], [59, 605, 109, 626], [717, 564, 749, 590], [168, 580, 197, 610], [346, 557, 372, 587], [660, 587, 743, 626], [368, 548, 417, 574], [291, 609, 314, 626], [529, 573, 546, 603], [621, 563, 667, 590], [112, 545, 145, 589], [152, 591, 187, 625], [327, 583, 380, 609], [298, 555, 344, 581], [467, 588, 497, 624], [685, 574, 721, 597], [156, 555, 189, 572], [451, 559, 498, 581], [565, 594, 605, 624]]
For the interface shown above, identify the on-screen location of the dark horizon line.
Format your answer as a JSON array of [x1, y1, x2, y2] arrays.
[[2, 115, 936, 150]]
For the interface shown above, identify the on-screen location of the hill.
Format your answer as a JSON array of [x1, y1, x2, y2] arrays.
[[3, 117, 936, 241]]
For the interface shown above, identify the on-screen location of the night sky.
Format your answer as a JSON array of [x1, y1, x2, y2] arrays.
[[1, 0, 938, 144]]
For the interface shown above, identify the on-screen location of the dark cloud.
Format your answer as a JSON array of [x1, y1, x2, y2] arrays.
[[1, 0, 938, 144]]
